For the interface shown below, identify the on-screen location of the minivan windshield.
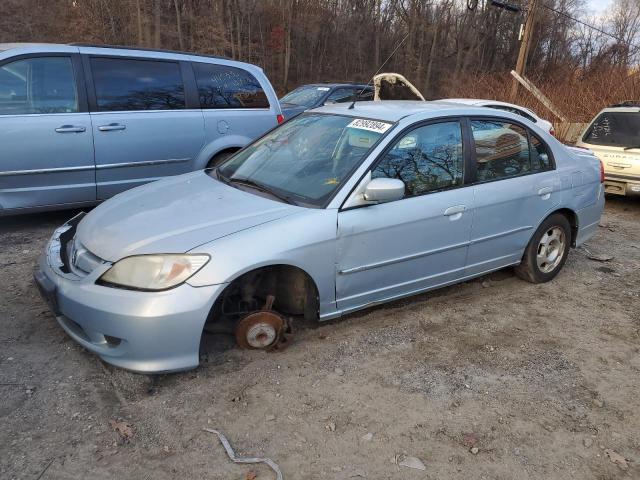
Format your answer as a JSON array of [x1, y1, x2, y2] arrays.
[[583, 111, 640, 148], [216, 113, 393, 207], [280, 86, 329, 107]]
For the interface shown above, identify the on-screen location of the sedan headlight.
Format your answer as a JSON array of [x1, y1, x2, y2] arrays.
[[98, 254, 210, 291]]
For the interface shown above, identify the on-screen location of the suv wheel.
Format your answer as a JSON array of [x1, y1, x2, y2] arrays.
[[515, 213, 571, 284]]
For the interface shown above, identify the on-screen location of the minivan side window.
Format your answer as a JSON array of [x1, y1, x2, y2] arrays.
[[372, 121, 464, 197], [0, 57, 78, 115], [90, 58, 185, 111], [193, 63, 269, 109]]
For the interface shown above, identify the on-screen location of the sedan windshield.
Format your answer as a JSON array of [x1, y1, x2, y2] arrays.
[[583, 112, 640, 147], [280, 86, 330, 107], [217, 113, 393, 207]]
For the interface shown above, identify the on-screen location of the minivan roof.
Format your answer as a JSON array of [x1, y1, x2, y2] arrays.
[[68, 43, 228, 60], [0, 42, 54, 52], [0, 42, 266, 72], [0, 42, 229, 60]]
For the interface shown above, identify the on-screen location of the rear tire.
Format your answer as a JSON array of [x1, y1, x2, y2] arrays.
[[515, 213, 571, 284]]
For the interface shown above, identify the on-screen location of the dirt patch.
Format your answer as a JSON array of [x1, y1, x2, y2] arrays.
[[1, 197, 639, 479]]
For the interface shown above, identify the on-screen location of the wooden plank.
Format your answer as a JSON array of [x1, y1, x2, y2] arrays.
[[510, 70, 569, 123]]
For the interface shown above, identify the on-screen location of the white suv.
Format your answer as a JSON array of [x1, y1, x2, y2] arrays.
[[577, 103, 640, 196]]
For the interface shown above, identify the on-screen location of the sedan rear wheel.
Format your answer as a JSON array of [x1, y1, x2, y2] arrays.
[[515, 213, 571, 283]]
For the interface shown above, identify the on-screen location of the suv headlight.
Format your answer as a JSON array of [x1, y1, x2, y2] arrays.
[[98, 254, 210, 291]]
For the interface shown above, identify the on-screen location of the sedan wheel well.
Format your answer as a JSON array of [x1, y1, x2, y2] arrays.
[[549, 208, 578, 246], [204, 265, 320, 332]]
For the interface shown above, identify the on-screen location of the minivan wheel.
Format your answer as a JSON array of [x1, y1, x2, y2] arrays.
[[206, 151, 235, 169], [515, 213, 571, 284]]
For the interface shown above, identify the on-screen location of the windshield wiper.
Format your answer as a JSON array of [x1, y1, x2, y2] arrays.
[[623, 145, 640, 150], [215, 167, 230, 184], [229, 177, 297, 206]]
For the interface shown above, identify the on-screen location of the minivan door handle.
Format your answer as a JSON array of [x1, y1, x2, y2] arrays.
[[537, 186, 553, 199], [98, 123, 126, 132], [444, 205, 466, 220], [55, 125, 86, 133]]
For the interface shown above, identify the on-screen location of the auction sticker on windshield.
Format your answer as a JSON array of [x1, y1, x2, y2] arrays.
[[317, 87, 331, 91], [347, 118, 392, 134]]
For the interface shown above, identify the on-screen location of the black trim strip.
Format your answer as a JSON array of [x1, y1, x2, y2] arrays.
[[606, 173, 640, 182]]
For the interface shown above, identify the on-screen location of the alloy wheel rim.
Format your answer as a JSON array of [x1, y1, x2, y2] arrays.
[[536, 226, 566, 274]]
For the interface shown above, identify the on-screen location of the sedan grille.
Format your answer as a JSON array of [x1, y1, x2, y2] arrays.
[[68, 238, 104, 276]]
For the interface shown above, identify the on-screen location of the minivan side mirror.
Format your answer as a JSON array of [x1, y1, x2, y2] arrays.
[[363, 178, 405, 203]]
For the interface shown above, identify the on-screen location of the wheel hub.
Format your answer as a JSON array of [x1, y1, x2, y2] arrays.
[[536, 226, 566, 274], [235, 311, 285, 350]]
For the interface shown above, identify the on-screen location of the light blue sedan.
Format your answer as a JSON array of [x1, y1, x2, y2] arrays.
[[34, 101, 605, 373]]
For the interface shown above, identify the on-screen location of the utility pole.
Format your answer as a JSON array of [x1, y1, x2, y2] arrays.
[[510, 0, 540, 102]]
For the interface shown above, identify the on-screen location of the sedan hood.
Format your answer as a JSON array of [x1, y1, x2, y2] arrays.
[[77, 172, 300, 261]]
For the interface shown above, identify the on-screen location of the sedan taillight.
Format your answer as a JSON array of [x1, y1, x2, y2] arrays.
[[277, 114, 285, 124]]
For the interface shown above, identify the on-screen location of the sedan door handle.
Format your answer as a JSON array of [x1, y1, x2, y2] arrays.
[[98, 123, 126, 132], [55, 125, 86, 133], [444, 205, 466, 218], [538, 186, 553, 198]]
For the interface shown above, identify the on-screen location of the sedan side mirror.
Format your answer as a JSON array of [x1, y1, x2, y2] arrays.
[[363, 178, 405, 203]]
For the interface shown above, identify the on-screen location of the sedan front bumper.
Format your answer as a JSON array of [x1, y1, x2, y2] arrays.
[[35, 221, 225, 373]]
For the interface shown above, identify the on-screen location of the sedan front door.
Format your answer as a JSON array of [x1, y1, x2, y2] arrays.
[[336, 120, 474, 313]]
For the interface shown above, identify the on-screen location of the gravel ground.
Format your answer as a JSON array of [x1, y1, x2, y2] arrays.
[[1, 197, 639, 480]]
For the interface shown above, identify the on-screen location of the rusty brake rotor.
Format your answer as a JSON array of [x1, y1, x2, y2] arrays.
[[235, 310, 285, 350]]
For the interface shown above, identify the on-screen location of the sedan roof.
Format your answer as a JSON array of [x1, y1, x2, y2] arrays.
[[314, 100, 483, 123]]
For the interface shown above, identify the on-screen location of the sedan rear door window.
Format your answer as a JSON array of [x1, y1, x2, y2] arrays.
[[471, 120, 531, 182], [372, 121, 464, 197]]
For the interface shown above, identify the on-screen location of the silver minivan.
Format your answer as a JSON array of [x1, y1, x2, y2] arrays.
[[0, 43, 283, 215]]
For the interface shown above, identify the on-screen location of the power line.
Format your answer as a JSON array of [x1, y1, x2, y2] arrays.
[[539, 2, 623, 44]]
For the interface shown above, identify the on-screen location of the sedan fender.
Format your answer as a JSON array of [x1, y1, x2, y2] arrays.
[[187, 208, 339, 318]]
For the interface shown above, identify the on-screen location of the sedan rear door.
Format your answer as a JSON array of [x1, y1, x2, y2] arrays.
[[465, 118, 560, 275]]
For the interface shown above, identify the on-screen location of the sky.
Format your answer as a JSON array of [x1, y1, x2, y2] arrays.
[[586, 0, 613, 17]]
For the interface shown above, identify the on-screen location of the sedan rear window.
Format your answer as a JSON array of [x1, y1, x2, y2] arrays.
[[583, 112, 640, 147]]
